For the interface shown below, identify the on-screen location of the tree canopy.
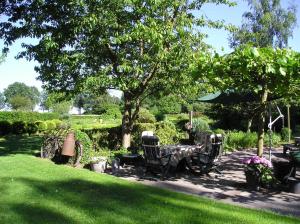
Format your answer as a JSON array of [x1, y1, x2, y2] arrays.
[[196, 46, 300, 155], [0, 0, 234, 147], [229, 0, 297, 48], [4, 82, 40, 111]]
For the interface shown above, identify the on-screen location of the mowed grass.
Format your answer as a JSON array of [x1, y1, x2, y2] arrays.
[[0, 136, 299, 224]]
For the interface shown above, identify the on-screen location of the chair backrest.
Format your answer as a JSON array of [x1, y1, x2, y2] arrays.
[[208, 134, 223, 162], [142, 135, 161, 161], [141, 131, 154, 137], [197, 133, 223, 165]]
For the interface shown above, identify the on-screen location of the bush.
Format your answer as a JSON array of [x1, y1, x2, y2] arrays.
[[51, 119, 63, 128], [81, 126, 122, 151], [226, 131, 257, 150], [136, 108, 156, 123], [0, 120, 12, 136], [35, 121, 48, 132], [0, 111, 59, 122], [192, 118, 210, 132], [74, 130, 93, 165], [281, 128, 291, 142], [45, 120, 56, 130], [265, 131, 281, 147], [26, 122, 38, 135], [155, 121, 178, 145], [11, 121, 27, 135]]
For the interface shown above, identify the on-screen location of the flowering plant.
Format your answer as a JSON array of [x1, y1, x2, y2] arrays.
[[242, 156, 274, 185]]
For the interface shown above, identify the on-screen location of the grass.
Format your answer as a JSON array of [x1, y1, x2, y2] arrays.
[[69, 115, 121, 130], [0, 136, 299, 224]]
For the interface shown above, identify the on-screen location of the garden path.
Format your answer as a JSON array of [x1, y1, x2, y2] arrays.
[[114, 149, 300, 217]]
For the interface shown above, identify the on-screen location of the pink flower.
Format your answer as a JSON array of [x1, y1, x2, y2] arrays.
[[242, 155, 272, 167]]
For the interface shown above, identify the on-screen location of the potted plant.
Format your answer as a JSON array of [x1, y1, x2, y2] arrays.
[[242, 155, 274, 190], [90, 156, 108, 173]]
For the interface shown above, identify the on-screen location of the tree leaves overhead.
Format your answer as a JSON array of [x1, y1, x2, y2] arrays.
[[197, 46, 300, 99], [0, 0, 231, 97]]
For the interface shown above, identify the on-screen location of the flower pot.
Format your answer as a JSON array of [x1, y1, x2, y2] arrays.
[[245, 170, 260, 191], [61, 132, 75, 156], [272, 158, 292, 183], [90, 157, 107, 173]]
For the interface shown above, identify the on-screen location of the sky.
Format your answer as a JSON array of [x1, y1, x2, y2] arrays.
[[0, 0, 299, 93]]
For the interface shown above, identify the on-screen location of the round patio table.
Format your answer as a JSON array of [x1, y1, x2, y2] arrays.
[[160, 144, 203, 167]]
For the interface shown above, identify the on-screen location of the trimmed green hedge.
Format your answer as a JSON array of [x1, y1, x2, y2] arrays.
[[0, 119, 65, 136], [81, 121, 182, 151], [0, 111, 60, 122]]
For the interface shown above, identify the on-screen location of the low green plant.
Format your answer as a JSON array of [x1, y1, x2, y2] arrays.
[[265, 131, 281, 147], [226, 131, 257, 150], [281, 127, 291, 142]]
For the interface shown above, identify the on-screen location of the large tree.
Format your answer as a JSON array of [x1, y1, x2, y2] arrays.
[[197, 46, 300, 156], [0, 0, 234, 147], [4, 82, 40, 111], [229, 0, 297, 49]]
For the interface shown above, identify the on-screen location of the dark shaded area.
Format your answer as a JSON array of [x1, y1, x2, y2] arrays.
[[1, 176, 298, 224], [0, 135, 42, 156]]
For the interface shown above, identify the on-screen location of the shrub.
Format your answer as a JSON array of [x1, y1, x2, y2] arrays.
[[281, 128, 291, 142], [155, 121, 178, 145], [35, 121, 48, 132], [265, 131, 281, 147], [11, 121, 27, 135], [81, 126, 122, 151], [45, 120, 56, 130], [52, 119, 63, 128], [74, 130, 93, 165], [226, 131, 257, 150], [0, 111, 59, 122], [0, 120, 12, 136], [26, 122, 38, 135], [136, 108, 156, 123], [192, 118, 210, 132]]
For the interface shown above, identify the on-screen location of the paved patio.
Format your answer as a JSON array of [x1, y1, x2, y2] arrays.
[[113, 149, 300, 217]]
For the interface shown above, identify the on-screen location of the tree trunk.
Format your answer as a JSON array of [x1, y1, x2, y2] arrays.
[[121, 92, 133, 149], [257, 90, 268, 156]]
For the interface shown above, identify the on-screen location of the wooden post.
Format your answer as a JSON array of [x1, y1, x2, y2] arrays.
[[287, 105, 291, 143], [189, 111, 193, 129]]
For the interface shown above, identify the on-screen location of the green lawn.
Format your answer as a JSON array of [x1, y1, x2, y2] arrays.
[[0, 136, 299, 224]]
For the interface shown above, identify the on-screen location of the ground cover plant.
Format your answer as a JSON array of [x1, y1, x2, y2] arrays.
[[0, 136, 299, 224]]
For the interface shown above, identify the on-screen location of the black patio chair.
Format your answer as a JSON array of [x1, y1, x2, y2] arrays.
[[142, 135, 172, 179], [192, 134, 223, 175]]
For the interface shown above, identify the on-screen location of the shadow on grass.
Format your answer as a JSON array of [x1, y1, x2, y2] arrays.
[[2, 177, 299, 224], [0, 135, 42, 156]]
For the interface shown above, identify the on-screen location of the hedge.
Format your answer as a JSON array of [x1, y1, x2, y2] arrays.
[[81, 121, 182, 151], [0, 111, 60, 122], [0, 119, 65, 136]]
